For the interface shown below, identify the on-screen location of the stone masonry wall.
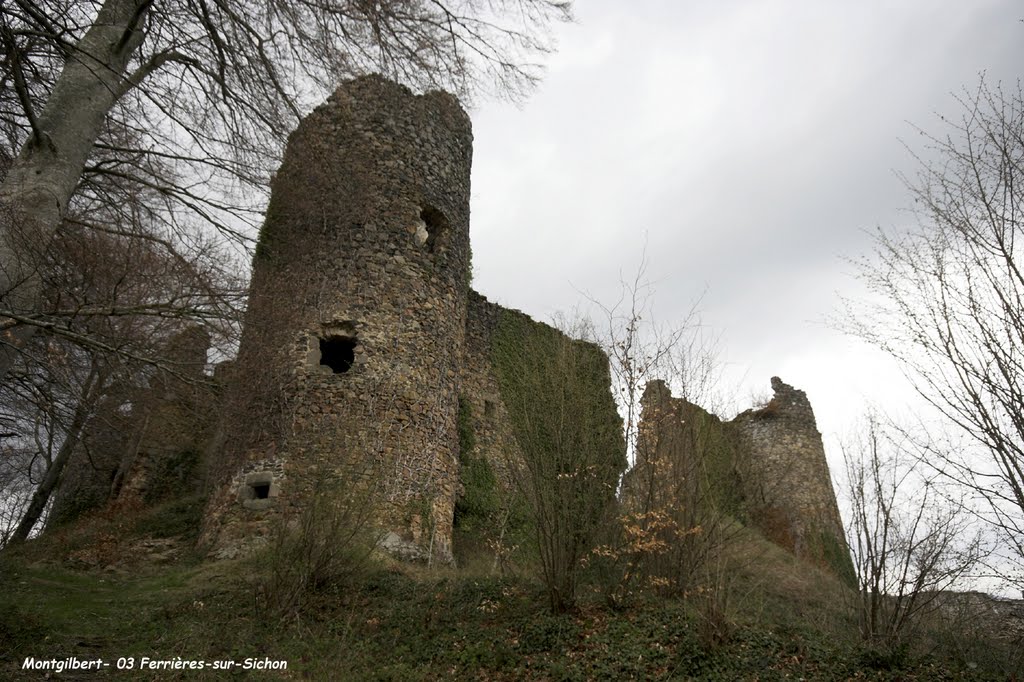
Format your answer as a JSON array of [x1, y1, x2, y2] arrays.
[[626, 376, 849, 574], [732, 377, 848, 569], [621, 379, 743, 518], [459, 290, 528, 493], [201, 76, 473, 563], [48, 77, 847, 580]]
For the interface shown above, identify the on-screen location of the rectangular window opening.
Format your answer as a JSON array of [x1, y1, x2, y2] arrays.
[[319, 335, 357, 373]]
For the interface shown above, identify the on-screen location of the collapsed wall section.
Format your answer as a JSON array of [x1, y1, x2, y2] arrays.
[[620, 380, 743, 519], [732, 377, 849, 573], [455, 291, 626, 565], [201, 76, 473, 563], [626, 376, 851, 577]]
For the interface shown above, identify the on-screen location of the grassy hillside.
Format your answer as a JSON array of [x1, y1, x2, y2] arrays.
[[1, 499, 1016, 680]]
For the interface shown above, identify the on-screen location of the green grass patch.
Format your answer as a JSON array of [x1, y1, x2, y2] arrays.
[[0, 549, 1013, 681]]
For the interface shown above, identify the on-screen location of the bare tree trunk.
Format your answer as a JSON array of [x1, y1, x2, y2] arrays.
[[0, 0, 149, 379], [10, 364, 100, 543]]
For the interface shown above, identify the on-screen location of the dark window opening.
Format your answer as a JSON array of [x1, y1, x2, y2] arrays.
[[252, 482, 271, 499], [421, 205, 449, 253], [320, 336, 356, 373]]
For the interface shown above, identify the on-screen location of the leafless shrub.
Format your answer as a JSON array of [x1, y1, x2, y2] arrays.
[[841, 412, 984, 651], [257, 463, 383, 620], [581, 257, 741, 606]]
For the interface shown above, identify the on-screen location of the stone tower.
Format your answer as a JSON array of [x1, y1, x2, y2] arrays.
[[623, 377, 850, 577], [202, 76, 473, 563], [733, 377, 847, 567]]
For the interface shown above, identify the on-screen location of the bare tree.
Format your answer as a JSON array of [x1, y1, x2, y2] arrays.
[[841, 412, 983, 650], [845, 78, 1024, 579], [584, 264, 739, 605], [491, 311, 626, 613], [584, 262, 708, 467], [3, 344, 114, 543], [0, 212, 237, 545], [0, 0, 573, 378]]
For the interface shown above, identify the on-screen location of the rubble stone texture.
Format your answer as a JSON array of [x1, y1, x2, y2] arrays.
[[53, 76, 848, 575], [625, 376, 849, 574], [733, 377, 848, 566], [201, 75, 476, 563]]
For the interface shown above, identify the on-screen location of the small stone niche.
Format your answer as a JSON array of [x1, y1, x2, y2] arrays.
[[241, 473, 278, 510]]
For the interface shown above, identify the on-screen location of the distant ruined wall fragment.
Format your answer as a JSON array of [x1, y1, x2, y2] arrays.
[[732, 377, 848, 571], [627, 376, 850, 576]]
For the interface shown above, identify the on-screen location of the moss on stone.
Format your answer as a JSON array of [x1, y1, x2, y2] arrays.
[[489, 308, 625, 560], [253, 222, 273, 262], [819, 529, 857, 589], [491, 310, 624, 477], [143, 447, 202, 506], [253, 199, 282, 263], [454, 396, 498, 530], [688, 410, 746, 519]]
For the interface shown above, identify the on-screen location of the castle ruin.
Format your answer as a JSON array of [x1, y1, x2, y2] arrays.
[[50, 76, 848, 576], [625, 377, 848, 573], [198, 76, 627, 563]]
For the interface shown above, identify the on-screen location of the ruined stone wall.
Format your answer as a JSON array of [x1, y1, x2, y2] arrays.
[[47, 77, 847, 581], [620, 380, 743, 518], [459, 291, 528, 493], [626, 376, 849, 575], [201, 76, 473, 563], [49, 326, 214, 526], [457, 291, 628, 565], [451, 291, 527, 562], [732, 377, 848, 571]]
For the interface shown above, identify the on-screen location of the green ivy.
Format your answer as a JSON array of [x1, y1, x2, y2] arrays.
[[142, 447, 202, 505], [489, 309, 625, 485], [819, 529, 858, 589], [490, 308, 625, 608], [454, 396, 497, 529], [688, 410, 746, 519], [252, 200, 281, 262]]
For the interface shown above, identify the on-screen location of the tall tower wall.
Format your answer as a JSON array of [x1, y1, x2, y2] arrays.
[[733, 377, 849, 572], [202, 76, 473, 563]]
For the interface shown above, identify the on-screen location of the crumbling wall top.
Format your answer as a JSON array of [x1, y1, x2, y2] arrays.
[[325, 74, 471, 128], [734, 376, 818, 427]]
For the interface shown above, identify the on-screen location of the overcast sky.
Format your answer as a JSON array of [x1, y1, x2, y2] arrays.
[[467, 0, 1023, 461]]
